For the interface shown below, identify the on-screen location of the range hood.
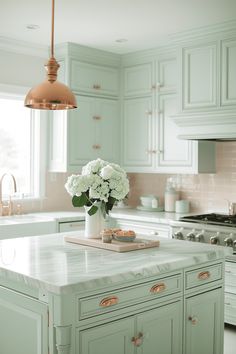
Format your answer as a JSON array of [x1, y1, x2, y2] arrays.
[[172, 109, 236, 141]]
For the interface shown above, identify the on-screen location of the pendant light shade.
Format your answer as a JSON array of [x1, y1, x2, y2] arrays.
[[24, 0, 77, 110]]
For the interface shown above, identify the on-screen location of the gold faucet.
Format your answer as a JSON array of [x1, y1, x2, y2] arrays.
[[0, 173, 17, 216]]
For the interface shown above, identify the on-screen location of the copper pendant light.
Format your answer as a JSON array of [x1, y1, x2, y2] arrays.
[[24, 0, 77, 110]]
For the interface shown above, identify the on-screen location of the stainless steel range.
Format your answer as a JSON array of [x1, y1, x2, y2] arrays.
[[171, 213, 236, 326], [172, 213, 236, 252]]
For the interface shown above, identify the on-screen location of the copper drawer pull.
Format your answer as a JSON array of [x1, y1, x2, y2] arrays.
[[198, 271, 210, 280], [93, 115, 101, 120], [150, 283, 166, 293], [99, 296, 119, 307]]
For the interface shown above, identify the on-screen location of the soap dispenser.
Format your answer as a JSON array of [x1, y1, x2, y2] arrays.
[[164, 178, 179, 212]]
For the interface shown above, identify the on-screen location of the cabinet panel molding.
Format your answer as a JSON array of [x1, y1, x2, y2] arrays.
[[183, 43, 217, 109]]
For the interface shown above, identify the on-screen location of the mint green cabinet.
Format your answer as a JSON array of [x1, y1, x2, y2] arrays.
[[156, 58, 177, 93], [225, 261, 236, 325], [122, 97, 154, 170], [78, 300, 182, 354], [157, 94, 193, 173], [124, 63, 153, 97], [185, 288, 223, 354], [79, 318, 135, 354], [136, 301, 182, 354], [69, 96, 119, 168], [0, 286, 48, 354], [49, 95, 119, 172], [70, 60, 119, 97], [182, 43, 217, 110], [221, 39, 236, 106]]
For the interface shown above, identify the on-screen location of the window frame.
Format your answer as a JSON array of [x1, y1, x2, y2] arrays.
[[0, 84, 46, 200]]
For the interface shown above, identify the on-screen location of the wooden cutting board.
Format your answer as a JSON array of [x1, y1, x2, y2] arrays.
[[64, 234, 160, 252]]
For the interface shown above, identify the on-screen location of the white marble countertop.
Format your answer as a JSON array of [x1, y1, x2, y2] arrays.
[[0, 231, 231, 295], [109, 208, 189, 224], [27, 208, 190, 224]]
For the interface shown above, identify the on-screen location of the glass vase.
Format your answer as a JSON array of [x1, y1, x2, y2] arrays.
[[84, 202, 105, 239]]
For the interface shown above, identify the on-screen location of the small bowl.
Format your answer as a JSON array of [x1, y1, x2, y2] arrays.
[[140, 195, 158, 208]]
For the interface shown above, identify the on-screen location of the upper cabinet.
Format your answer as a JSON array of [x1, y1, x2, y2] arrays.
[[70, 60, 119, 97], [221, 38, 236, 106], [182, 43, 217, 110], [173, 24, 236, 139], [121, 54, 215, 174], [49, 95, 119, 173], [48, 43, 121, 172], [124, 63, 153, 97]]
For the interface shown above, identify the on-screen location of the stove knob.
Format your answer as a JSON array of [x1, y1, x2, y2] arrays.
[[195, 231, 204, 242], [210, 236, 219, 245], [173, 230, 184, 240], [187, 231, 196, 241], [224, 237, 233, 247]]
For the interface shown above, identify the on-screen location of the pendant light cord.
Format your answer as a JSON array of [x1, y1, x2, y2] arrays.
[[51, 0, 55, 58]]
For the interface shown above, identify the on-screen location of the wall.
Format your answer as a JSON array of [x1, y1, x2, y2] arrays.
[[128, 142, 236, 214]]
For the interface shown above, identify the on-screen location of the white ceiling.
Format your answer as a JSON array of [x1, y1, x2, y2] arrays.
[[1, 0, 236, 54]]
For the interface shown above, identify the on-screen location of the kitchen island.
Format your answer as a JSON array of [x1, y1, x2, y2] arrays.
[[0, 231, 231, 354]]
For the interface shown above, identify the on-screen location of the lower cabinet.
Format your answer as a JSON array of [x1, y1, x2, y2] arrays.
[[0, 286, 48, 354], [225, 261, 236, 325], [78, 300, 182, 354], [185, 288, 223, 354]]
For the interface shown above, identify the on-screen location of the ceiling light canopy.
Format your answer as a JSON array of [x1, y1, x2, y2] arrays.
[[24, 0, 77, 110]]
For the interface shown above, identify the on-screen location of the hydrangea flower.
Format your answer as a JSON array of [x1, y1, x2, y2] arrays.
[[65, 159, 129, 216]]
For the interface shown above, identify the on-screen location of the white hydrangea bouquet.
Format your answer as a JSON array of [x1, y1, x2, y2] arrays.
[[65, 158, 129, 218]]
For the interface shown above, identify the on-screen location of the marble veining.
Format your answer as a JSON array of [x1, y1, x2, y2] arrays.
[[0, 231, 231, 294]]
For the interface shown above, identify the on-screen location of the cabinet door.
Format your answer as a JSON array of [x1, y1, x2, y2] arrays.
[[95, 98, 119, 162], [68, 96, 96, 169], [185, 288, 223, 354], [136, 301, 182, 354], [221, 39, 236, 106], [182, 43, 217, 109], [124, 63, 153, 97], [78, 317, 135, 354], [122, 97, 154, 171], [157, 58, 177, 92], [0, 286, 48, 354], [157, 94, 193, 173], [71, 60, 119, 97]]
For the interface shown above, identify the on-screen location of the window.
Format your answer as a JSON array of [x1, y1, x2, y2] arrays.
[[0, 94, 45, 199]]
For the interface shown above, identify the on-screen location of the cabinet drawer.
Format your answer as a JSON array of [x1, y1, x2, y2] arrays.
[[185, 263, 222, 289], [225, 292, 236, 325], [59, 221, 85, 232], [78, 274, 181, 319]]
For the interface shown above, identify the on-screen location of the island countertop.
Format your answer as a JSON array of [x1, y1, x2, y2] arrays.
[[0, 231, 231, 295]]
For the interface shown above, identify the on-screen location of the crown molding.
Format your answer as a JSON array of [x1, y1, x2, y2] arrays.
[[170, 20, 236, 44], [172, 109, 236, 127], [55, 42, 121, 67], [0, 37, 48, 58]]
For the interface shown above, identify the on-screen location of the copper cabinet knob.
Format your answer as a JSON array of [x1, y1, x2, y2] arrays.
[[131, 332, 143, 347], [188, 316, 198, 325], [92, 144, 101, 150]]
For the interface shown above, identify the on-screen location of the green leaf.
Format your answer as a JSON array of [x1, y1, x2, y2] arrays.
[[72, 193, 87, 207], [88, 205, 98, 216], [106, 196, 117, 212]]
